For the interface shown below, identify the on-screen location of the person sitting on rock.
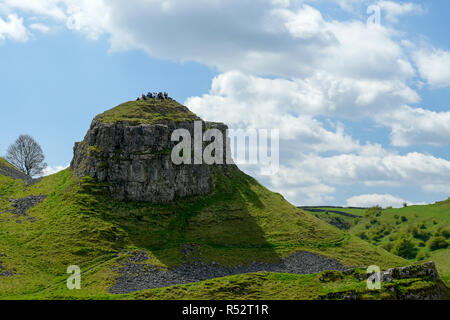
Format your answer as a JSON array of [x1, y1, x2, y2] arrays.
[[147, 92, 153, 98]]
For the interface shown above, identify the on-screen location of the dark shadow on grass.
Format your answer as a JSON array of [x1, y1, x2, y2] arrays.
[[99, 165, 279, 260]]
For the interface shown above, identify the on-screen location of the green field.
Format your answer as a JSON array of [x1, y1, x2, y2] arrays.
[[348, 203, 449, 284], [301, 203, 450, 287]]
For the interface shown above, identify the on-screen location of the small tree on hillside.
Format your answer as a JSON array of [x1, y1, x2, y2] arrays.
[[392, 236, 418, 259], [427, 236, 448, 251], [6, 134, 47, 177]]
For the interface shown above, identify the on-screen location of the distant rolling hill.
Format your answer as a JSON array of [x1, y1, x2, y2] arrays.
[[308, 203, 450, 287]]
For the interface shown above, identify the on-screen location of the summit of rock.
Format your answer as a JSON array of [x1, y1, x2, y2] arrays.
[[94, 99, 201, 126]]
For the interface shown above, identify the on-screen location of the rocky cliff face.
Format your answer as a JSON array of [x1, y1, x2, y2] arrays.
[[70, 99, 232, 203]]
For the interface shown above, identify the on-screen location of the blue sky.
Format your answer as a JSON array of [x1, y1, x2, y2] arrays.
[[0, 0, 449, 207]]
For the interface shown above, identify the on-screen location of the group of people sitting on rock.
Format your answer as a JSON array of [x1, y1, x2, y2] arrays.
[[137, 91, 170, 101]]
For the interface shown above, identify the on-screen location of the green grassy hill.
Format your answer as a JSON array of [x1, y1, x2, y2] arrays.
[[0, 157, 31, 181], [0, 161, 407, 299], [0, 157, 13, 168], [302, 207, 365, 230], [94, 99, 201, 125], [0, 99, 445, 299], [309, 204, 449, 286], [304, 207, 366, 216], [349, 203, 450, 285]]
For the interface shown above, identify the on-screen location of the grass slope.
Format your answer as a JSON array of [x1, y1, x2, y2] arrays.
[[0, 157, 14, 169], [126, 270, 448, 300], [17, 268, 448, 300], [0, 166, 407, 299], [94, 99, 201, 125], [304, 207, 366, 230], [305, 207, 366, 216], [349, 204, 450, 285]]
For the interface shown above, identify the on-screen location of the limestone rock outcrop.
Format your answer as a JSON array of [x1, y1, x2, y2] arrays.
[[70, 99, 232, 203]]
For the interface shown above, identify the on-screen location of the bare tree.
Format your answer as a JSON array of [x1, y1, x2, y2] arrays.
[[5, 134, 47, 177]]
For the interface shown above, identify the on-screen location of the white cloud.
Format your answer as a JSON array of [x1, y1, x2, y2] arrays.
[[346, 193, 422, 208], [185, 67, 442, 151], [40, 164, 68, 177], [268, 5, 415, 80], [0, 1, 415, 81], [186, 71, 365, 154], [1, 0, 66, 20], [276, 184, 336, 205], [378, 106, 450, 147], [286, 151, 450, 187], [376, 1, 423, 23], [186, 71, 418, 126], [414, 48, 450, 88], [0, 14, 29, 42], [280, 4, 326, 39], [30, 23, 50, 33], [264, 149, 450, 205], [0, 0, 107, 40], [65, 0, 109, 40]]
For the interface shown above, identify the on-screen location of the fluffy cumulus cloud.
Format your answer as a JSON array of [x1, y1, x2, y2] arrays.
[[103, 1, 413, 79], [264, 149, 450, 205], [1, 0, 449, 205], [0, 14, 28, 42], [376, 1, 423, 23], [0, 0, 108, 40], [187, 71, 419, 124], [275, 184, 336, 206], [346, 194, 420, 208], [378, 106, 450, 147], [414, 48, 450, 88], [0, 0, 67, 20], [0, 0, 416, 80], [281, 151, 450, 188]]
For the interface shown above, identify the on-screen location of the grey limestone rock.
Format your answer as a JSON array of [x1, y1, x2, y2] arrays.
[[70, 110, 233, 203]]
